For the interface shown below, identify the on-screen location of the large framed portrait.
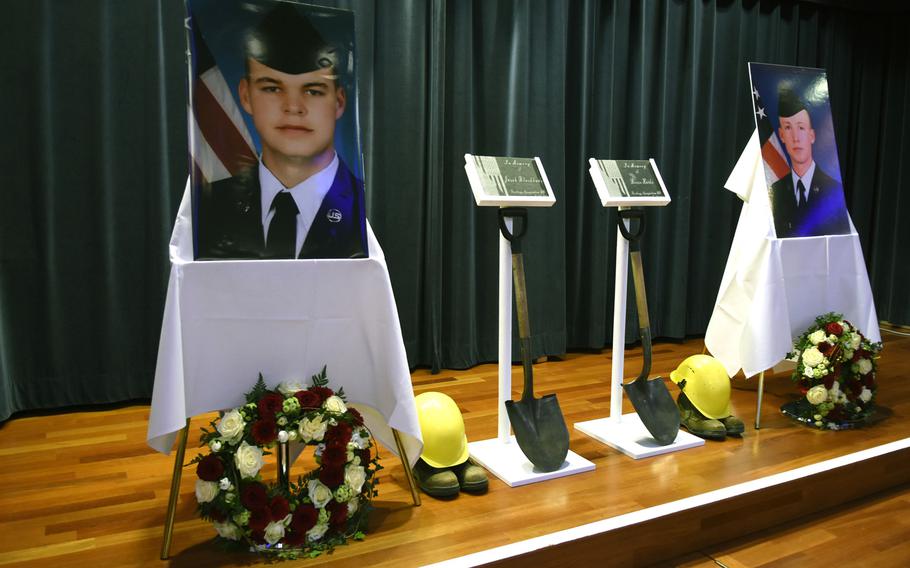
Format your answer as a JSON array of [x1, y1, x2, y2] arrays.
[[187, 0, 368, 260], [748, 63, 851, 239]]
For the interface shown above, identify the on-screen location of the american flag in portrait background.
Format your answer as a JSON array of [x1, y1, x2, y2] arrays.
[[188, 23, 257, 185], [750, 84, 791, 189]]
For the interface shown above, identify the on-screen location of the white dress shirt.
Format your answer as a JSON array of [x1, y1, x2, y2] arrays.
[[789, 160, 816, 206], [258, 154, 339, 258]]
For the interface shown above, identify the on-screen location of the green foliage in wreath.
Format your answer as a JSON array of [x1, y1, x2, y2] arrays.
[[786, 313, 883, 429], [189, 367, 382, 559]]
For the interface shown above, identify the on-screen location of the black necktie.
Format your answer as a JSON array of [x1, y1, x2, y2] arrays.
[[797, 179, 806, 208], [265, 192, 298, 259]]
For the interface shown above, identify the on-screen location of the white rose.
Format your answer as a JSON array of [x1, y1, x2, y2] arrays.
[[828, 381, 841, 401], [843, 349, 854, 360], [278, 380, 306, 396], [213, 521, 242, 541], [827, 334, 838, 344], [307, 522, 329, 542], [209, 440, 222, 452], [849, 333, 861, 350], [806, 385, 828, 405], [347, 497, 359, 516], [298, 415, 328, 443], [860, 387, 873, 403], [217, 409, 246, 444], [219, 477, 232, 491], [195, 480, 219, 503], [803, 365, 815, 378], [808, 329, 827, 345], [323, 396, 347, 414], [307, 479, 333, 508], [234, 441, 264, 479], [801, 347, 825, 368], [344, 464, 367, 493], [278, 430, 289, 443], [857, 358, 873, 375], [264, 520, 286, 545]]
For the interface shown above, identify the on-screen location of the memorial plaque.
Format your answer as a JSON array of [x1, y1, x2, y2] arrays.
[[464, 154, 556, 207], [588, 158, 671, 207]]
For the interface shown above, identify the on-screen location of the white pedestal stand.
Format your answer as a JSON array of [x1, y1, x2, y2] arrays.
[[574, 217, 704, 459], [469, 218, 595, 487]]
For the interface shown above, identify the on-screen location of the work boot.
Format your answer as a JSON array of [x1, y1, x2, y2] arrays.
[[452, 459, 488, 494], [720, 414, 745, 437], [412, 459, 459, 498], [677, 392, 726, 440]]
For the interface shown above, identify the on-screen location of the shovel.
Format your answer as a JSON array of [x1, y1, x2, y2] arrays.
[[499, 208, 570, 472], [618, 209, 680, 446]]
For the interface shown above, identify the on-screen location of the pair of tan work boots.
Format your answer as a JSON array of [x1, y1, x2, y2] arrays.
[[412, 458, 488, 498], [678, 392, 744, 440]]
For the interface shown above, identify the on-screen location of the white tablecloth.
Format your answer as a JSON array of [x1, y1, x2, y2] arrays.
[[146, 183, 422, 465], [705, 131, 880, 378]]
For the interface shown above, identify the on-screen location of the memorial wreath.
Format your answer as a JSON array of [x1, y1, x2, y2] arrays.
[[190, 367, 381, 558], [784, 313, 883, 430]]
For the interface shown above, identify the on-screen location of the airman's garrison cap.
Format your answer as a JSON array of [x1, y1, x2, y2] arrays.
[[245, 3, 338, 75], [777, 86, 808, 118]]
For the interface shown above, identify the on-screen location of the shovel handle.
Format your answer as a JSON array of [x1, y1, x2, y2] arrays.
[[618, 208, 645, 243], [498, 207, 528, 253], [624, 209, 653, 382]]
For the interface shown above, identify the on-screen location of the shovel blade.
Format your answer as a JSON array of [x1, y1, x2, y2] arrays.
[[623, 377, 680, 446], [505, 394, 570, 472]]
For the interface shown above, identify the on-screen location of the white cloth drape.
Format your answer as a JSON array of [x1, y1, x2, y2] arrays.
[[705, 131, 880, 378], [146, 181, 422, 465]]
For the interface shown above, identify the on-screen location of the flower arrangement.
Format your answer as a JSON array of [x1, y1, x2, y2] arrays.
[[783, 313, 882, 430], [190, 367, 381, 558]]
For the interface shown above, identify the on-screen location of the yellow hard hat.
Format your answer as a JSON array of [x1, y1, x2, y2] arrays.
[[415, 392, 469, 468], [669, 354, 732, 419]]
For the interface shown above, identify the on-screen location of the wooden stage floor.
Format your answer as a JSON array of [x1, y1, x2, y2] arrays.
[[1, 332, 908, 567]]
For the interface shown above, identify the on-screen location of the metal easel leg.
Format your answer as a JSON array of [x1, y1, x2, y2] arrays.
[[160, 418, 191, 560], [754, 371, 765, 430], [392, 429, 421, 506]]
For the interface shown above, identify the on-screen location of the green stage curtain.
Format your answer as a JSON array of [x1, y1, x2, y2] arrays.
[[1, 0, 908, 421]]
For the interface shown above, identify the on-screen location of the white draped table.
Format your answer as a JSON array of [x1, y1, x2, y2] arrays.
[[705, 131, 880, 382], [146, 184, 422, 463]]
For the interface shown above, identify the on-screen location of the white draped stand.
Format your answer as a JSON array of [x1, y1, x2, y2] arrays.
[[148, 183, 423, 557], [705, 131, 880, 425]]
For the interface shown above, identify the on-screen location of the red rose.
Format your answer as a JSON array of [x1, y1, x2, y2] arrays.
[[823, 375, 835, 390], [196, 454, 224, 481], [326, 422, 353, 445], [284, 529, 307, 546], [294, 389, 321, 409], [319, 465, 345, 487], [825, 322, 844, 336], [827, 406, 846, 421], [358, 447, 371, 465], [348, 407, 364, 426], [864, 375, 876, 389], [269, 495, 290, 520], [818, 342, 832, 356], [309, 386, 334, 402], [251, 418, 278, 445], [257, 393, 285, 418], [291, 504, 318, 533], [208, 507, 228, 523], [248, 507, 271, 531], [321, 445, 348, 469], [250, 529, 266, 544], [240, 482, 269, 510], [328, 501, 348, 530]]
